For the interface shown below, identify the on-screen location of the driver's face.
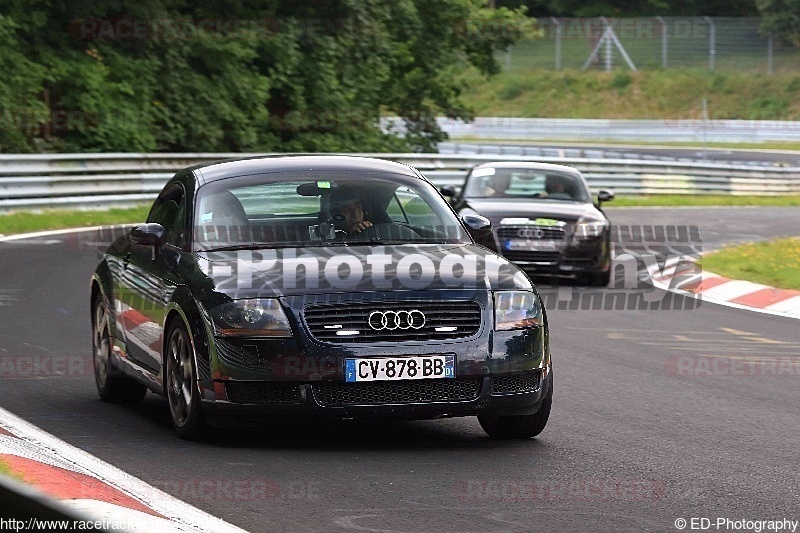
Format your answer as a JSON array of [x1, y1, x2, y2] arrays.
[[335, 200, 365, 231]]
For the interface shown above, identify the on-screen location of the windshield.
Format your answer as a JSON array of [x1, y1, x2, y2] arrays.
[[462, 167, 590, 202], [194, 170, 471, 251]]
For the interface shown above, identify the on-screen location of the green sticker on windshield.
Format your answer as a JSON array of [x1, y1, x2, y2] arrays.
[[533, 218, 559, 226], [317, 181, 331, 189]]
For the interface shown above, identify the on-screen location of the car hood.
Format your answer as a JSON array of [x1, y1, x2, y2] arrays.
[[188, 243, 534, 305], [462, 199, 604, 224]]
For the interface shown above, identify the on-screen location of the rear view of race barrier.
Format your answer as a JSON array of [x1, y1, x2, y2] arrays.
[[1, 152, 799, 211]]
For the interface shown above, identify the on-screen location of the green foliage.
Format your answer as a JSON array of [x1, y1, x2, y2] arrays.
[[499, 76, 528, 100], [0, 0, 530, 153], [749, 95, 790, 118], [610, 71, 631, 90], [757, 0, 800, 45], [0, 15, 49, 151]]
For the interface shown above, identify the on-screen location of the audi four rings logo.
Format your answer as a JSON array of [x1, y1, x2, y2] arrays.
[[368, 310, 426, 330], [517, 227, 546, 239]]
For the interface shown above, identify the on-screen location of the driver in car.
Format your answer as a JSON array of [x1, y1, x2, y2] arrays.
[[332, 197, 374, 235]]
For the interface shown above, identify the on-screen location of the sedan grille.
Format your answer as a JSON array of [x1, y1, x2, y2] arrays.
[[225, 382, 302, 404], [303, 300, 482, 343], [313, 378, 482, 406], [491, 372, 541, 394], [497, 226, 565, 240]]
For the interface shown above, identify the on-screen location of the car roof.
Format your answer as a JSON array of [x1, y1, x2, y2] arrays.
[[470, 161, 582, 176], [188, 155, 421, 185]]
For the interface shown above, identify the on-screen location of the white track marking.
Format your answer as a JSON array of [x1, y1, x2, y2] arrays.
[[0, 407, 248, 533]]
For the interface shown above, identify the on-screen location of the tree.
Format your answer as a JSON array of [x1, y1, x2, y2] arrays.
[[757, 0, 800, 45], [0, 15, 49, 151], [0, 0, 531, 153]]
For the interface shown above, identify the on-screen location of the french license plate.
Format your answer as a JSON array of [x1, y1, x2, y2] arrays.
[[345, 355, 455, 383], [504, 239, 557, 251]]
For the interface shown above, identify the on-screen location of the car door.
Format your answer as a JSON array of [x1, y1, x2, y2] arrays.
[[120, 185, 187, 372]]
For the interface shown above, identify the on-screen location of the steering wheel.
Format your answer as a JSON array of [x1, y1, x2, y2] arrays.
[[350, 223, 419, 241]]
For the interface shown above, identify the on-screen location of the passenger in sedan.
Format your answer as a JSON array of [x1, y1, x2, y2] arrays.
[[482, 174, 512, 197], [544, 175, 574, 199]]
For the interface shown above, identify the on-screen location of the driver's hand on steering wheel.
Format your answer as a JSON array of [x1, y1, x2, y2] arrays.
[[348, 220, 374, 234]]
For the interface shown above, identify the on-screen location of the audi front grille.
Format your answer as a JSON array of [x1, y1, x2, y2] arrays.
[[303, 300, 482, 343], [497, 226, 566, 241]]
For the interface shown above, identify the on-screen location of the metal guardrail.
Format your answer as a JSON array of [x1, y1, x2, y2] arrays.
[[1, 152, 799, 211], [434, 117, 800, 144]]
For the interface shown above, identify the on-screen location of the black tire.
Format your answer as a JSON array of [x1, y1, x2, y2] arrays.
[[92, 293, 147, 403], [587, 269, 611, 287], [165, 320, 209, 440], [478, 374, 553, 439]]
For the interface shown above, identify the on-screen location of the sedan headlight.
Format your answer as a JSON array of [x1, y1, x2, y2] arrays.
[[209, 299, 292, 337], [494, 291, 543, 330], [575, 220, 607, 239]]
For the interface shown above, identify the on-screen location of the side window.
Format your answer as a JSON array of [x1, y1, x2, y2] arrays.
[[147, 187, 186, 247], [387, 187, 441, 227]]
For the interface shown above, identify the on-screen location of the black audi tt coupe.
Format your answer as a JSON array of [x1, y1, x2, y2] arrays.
[[90, 155, 552, 439], [442, 161, 614, 286]]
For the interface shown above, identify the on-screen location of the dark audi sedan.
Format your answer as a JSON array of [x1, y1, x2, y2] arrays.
[[91, 156, 552, 439], [443, 162, 614, 286]]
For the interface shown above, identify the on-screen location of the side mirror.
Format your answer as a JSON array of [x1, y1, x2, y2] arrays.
[[461, 214, 493, 247], [130, 223, 164, 247], [597, 189, 615, 204], [440, 185, 457, 197]]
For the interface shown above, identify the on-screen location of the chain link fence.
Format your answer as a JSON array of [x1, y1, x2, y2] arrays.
[[502, 17, 796, 73]]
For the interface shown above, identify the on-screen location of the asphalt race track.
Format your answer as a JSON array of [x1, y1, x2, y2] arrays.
[[1, 206, 799, 533]]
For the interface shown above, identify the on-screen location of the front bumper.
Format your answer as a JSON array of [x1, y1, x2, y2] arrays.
[[495, 235, 611, 278], [201, 370, 551, 426], [198, 289, 549, 425]]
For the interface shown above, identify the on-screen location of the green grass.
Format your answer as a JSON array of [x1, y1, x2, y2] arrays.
[[609, 195, 800, 207], [701, 237, 800, 291], [458, 69, 800, 121], [0, 206, 150, 236]]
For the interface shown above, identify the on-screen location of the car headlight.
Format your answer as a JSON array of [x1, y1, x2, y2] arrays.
[[209, 299, 292, 337], [575, 220, 607, 239], [494, 291, 543, 330]]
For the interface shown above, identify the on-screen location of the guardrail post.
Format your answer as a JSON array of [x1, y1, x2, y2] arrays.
[[551, 17, 562, 71], [602, 17, 612, 71], [767, 36, 774, 75], [704, 17, 716, 72], [656, 16, 667, 68]]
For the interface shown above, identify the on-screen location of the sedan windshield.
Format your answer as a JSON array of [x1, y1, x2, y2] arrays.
[[194, 170, 471, 251], [462, 168, 590, 202]]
